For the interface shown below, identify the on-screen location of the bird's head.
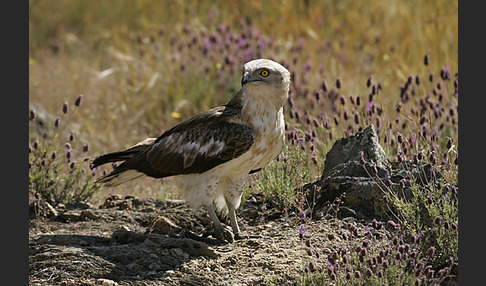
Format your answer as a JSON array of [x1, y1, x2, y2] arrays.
[[240, 59, 291, 106]]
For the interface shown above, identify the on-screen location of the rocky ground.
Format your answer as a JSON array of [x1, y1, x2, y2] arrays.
[[29, 192, 388, 286]]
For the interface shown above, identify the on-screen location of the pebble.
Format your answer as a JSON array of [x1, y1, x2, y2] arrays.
[[96, 278, 118, 286]]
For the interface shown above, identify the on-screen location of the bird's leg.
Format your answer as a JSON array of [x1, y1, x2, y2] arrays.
[[206, 205, 223, 230], [227, 204, 241, 238], [205, 205, 234, 243]]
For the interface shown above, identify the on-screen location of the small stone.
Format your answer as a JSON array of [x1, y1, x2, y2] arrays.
[[44, 201, 59, 218], [147, 216, 179, 234], [171, 248, 185, 258], [117, 200, 132, 210], [148, 262, 162, 271], [80, 210, 100, 221], [96, 278, 118, 286], [58, 211, 81, 222]]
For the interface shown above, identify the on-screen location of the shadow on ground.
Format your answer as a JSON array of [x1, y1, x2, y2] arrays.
[[29, 230, 220, 284]]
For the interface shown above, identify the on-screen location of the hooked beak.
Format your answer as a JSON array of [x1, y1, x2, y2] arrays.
[[241, 72, 252, 86]]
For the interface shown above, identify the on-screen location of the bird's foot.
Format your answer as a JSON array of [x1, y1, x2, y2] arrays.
[[233, 232, 248, 240], [169, 228, 222, 245], [203, 226, 235, 243]]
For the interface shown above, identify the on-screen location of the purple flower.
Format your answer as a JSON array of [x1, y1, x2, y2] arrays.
[[325, 259, 334, 271], [309, 260, 316, 272], [62, 101, 69, 114], [302, 62, 311, 72], [299, 225, 307, 239], [367, 101, 374, 113], [336, 78, 342, 89], [384, 172, 392, 187], [74, 95, 83, 107], [305, 238, 311, 248], [365, 225, 369, 233], [424, 53, 429, 66]]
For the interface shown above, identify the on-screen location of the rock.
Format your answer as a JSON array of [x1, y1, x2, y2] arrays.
[[117, 200, 132, 210], [310, 176, 392, 219], [148, 262, 162, 271], [307, 124, 417, 219], [321, 124, 389, 178], [96, 278, 118, 286], [80, 210, 100, 221], [58, 211, 81, 222], [65, 202, 94, 210], [110, 229, 145, 245], [100, 195, 135, 210], [56, 203, 66, 211], [45, 201, 59, 218], [146, 235, 221, 258], [170, 248, 187, 259], [34, 235, 107, 246], [389, 160, 441, 185], [307, 124, 457, 221], [238, 194, 264, 220], [147, 215, 179, 234]]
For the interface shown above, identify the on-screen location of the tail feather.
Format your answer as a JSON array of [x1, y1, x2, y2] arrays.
[[96, 168, 144, 187], [91, 138, 156, 187], [91, 148, 141, 169]]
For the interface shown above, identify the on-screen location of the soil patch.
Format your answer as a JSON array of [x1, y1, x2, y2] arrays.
[[29, 194, 384, 285]]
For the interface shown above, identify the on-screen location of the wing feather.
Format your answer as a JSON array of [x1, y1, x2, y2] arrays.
[[147, 122, 255, 175]]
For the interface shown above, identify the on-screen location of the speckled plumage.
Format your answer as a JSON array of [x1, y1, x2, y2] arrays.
[[91, 59, 291, 242]]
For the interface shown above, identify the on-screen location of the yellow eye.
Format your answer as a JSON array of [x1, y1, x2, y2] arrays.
[[260, 69, 269, 77]]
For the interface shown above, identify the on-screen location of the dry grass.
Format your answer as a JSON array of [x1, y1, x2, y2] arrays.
[[29, 0, 458, 203]]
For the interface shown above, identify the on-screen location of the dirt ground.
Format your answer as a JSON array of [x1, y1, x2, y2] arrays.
[[28, 193, 395, 286]]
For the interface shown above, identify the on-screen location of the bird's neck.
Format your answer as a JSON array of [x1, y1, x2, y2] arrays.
[[240, 89, 287, 131]]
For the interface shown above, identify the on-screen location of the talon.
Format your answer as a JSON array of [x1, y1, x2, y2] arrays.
[[220, 227, 235, 243], [212, 226, 234, 243], [234, 233, 248, 240]]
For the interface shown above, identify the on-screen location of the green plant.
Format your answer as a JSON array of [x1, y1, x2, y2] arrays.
[[298, 217, 454, 286], [381, 167, 458, 274], [250, 144, 317, 210], [29, 95, 103, 207]]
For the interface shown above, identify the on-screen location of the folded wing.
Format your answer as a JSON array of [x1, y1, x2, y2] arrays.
[[91, 104, 255, 185], [147, 122, 255, 176]]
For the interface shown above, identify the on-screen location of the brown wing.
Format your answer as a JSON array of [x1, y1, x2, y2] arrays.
[[146, 121, 255, 176]]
